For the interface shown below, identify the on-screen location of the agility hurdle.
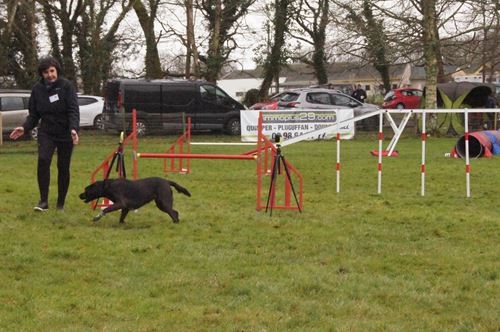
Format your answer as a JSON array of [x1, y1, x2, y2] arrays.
[[128, 109, 303, 212]]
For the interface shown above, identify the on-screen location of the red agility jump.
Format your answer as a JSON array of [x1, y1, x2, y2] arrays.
[[90, 109, 303, 212]]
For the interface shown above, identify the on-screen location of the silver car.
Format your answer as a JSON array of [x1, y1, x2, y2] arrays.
[[271, 88, 378, 115], [269, 88, 379, 129], [0, 90, 35, 138]]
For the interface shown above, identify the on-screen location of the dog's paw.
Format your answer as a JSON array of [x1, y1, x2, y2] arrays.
[[93, 214, 103, 222]]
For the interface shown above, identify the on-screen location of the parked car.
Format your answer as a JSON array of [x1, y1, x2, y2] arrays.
[[102, 79, 245, 136], [1, 90, 104, 139], [248, 101, 278, 110], [250, 88, 379, 130], [78, 94, 104, 129], [382, 88, 423, 109], [0, 90, 34, 138], [251, 88, 378, 115]]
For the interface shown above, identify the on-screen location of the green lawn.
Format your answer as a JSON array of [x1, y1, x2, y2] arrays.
[[0, 131, 498, 331]]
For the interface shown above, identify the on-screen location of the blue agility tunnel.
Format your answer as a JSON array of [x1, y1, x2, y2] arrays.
[[453, 130, 500, 158]]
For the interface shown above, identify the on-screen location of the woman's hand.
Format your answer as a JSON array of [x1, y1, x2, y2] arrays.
[[71, 129, 79, 145], [9, 127, 25, 140]]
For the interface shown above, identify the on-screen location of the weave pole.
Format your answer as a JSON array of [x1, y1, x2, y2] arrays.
[[464, 109, 471, 197], [132, 109, 138, 179], [336, 131, 340, 193], [377, 109, 383, 194], [0, 112, 3, 145], [421, 111, 426, 196]]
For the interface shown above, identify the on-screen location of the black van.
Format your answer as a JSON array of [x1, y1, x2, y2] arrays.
[[102, 79, 245, 136]]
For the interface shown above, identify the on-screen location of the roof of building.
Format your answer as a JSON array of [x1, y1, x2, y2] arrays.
[[222, 62, 459, 85]]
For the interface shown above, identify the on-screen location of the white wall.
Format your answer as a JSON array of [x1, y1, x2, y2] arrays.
[[218, 77, 287, 101], [217, 78, 263, 101], [454, 75, 499, 84]]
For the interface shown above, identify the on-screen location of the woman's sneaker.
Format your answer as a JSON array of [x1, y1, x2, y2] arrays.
[[34, 201, 49, 212]]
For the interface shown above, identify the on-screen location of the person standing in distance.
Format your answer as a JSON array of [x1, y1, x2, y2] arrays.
[[10, 56, 80, 211], [351, 84, 367, 103]]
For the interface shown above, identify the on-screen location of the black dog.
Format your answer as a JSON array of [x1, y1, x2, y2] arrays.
[[79, 177, 191, 224]]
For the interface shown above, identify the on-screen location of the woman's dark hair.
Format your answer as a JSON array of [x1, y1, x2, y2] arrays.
[[38, 56, 62, 77]]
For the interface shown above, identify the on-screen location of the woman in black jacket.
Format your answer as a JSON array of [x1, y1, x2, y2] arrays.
[[10, 56, 80, 211]]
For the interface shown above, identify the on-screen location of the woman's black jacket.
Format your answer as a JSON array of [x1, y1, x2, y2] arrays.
[[22, 77, 80, 141]]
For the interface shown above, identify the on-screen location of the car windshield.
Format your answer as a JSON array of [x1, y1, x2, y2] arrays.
[[271, 92, 299, 102], [384, 91, 395, 101], [332, 94, 359, 107]]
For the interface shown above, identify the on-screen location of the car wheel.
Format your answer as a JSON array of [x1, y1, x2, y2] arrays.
[[225, 118, 241, 136], [93, 114, 104, 130], [136, 120, 148, 136], [30, 127, 38, 140], [396, 103, 405, 109]]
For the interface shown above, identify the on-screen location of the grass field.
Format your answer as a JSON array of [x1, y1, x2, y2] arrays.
[[0, 131, 498, 331]]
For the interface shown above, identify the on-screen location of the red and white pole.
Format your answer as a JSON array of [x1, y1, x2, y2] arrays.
[[421, 111, 426, 196], [336, 131, 341, 193], [377, 110, 383, 194], [464, 109, 471, 197], [132, 109, 138, 179]]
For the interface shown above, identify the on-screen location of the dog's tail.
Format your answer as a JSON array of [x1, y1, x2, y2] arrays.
[[170, 181, 191, 197]]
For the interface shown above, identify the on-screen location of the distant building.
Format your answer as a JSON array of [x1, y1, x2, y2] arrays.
[[452, 65, 499, 84], [219, 62, 459, 101]]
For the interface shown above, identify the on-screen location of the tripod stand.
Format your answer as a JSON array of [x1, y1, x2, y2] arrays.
[[105, 140, 126, 180], [265, 142, 301, 216], [94, 133, 127, 210]]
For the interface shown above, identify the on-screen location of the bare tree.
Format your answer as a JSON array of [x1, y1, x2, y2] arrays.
[[155, 0, 202, 78], [258, 0, 292, 100], [289, 0, 330, 84], [37, 0, 85, 83], [197, 0, 256, 83], [332, 0, 392, 93], [76, 0, 136, 94], [133, 0, 163, 78], [185, 0, 201, 78], [469, 0, 499, 83], [0, 0, 38, 88], [0, 0, 20, 76]]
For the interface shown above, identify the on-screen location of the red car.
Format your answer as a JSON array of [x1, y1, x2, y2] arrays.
[[248, 101, 278, 110], [382, 88, 423, 109]]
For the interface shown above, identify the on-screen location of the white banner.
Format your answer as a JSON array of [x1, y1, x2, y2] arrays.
[[240, 109, 355, 142]]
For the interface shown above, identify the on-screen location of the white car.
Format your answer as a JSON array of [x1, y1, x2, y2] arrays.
[[78, 94, 104, 129]]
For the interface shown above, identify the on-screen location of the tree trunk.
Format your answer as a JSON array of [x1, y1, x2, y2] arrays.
[[422, 0, 439, 132], [0, 1, 38, 87], [185, 0, 200, 78], [41, 4, 62, 62], [134, 0, 163, 79], [205, 0, 223, 83], [313, 0, 329, 85], [13, 1, 38, 87], [200, 0, 255, 83], [76, 0, 134, 94], [259, 0, 290, 101], [37, 0, 84, 85], [362, 0, 391, 92], [292, 0, 330, 85]]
